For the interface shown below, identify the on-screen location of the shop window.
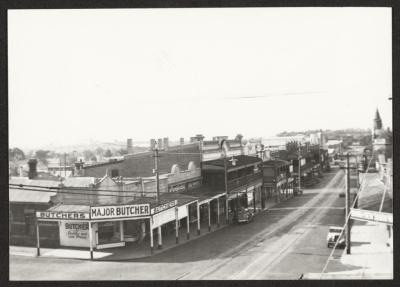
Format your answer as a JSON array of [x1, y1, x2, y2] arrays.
[[97, 222, 120, 245], [24, 208, 35, 236]]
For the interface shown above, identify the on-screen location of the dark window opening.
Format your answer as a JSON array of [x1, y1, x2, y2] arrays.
[[111, 169, 119, 177]]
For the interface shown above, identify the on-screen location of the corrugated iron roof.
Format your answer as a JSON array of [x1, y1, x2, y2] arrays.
[[203, 155, 262, 169], [9, 188, 56, 203], [9, 177, 61, 188], [62, 177, 97, 188], [48, 204, 90, 213]]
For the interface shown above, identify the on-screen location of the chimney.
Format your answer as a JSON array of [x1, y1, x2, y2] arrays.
[[127, 138, 133, 154], [28, 159, 38, 179], [163, 137, 169, 151], [150, 139, 156, 150], [180, 137, 184, 145], [157, 138, 163, 150]]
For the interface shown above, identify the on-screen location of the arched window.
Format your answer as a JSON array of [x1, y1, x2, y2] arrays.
[[171, 164, 180, 174], [188, 161, 196, 171]]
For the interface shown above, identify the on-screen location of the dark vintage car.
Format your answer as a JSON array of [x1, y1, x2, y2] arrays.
[[236, 208, 254, 224]]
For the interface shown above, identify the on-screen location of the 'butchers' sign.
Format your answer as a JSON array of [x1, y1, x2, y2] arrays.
[[36, 211, 89, 220], [90, 204, 150, 219]]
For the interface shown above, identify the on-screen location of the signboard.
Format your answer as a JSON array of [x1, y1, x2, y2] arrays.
[[187, 180, 201, 190], [59, 221, 91, 247], [300, 158, 306, 166], [152, 207, 176, 228], [151, 200, 177, 214], [350, 208, 393, 225], [36, 211, 89, 220], [90, 204, 150, 220], [289, 165, 293, 173], [169, 183, 186, 193]]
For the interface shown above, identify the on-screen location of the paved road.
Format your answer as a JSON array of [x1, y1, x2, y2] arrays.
[[10, 167, 352, 280]]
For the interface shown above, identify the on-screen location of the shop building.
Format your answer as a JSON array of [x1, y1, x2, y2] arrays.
[[9, 176, 60, 247], [262, 159, 294, 206], [201, 154, 263, 221]]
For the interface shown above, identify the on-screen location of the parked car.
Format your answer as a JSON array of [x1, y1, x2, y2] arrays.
[[327, 226, 346, 248], [236, 208, 254, 224], [338, 161, 346, 169], [294, 187, 303, 195]]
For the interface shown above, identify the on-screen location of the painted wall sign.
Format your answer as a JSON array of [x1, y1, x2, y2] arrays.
[[187, 180, 201, 190], [151, 200, 177, 214], [90, 204, 150, 220], [36, 211, 89, 220], [169, 183, 186, 193], [350, 208, 393, 225], [59, 221, 91, 247]]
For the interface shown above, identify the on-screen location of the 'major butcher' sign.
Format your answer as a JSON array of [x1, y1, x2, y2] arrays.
[[90, 204, 150, 220]]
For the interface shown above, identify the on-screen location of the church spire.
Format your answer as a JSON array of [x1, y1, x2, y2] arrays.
[[374, 108, 383, 130]]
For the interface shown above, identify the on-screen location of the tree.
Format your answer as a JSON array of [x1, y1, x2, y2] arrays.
[[104, 149, 112, 157], [35, 150, 50, 165], [95, 147, 104, 157], [9, 147, 25, 161], [90, 155, 97, 162], [83, 150, 94, 161], [286, 141, 300, 154]]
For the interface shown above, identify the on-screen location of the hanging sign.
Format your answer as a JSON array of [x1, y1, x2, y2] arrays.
[[350, 208, 392, 225], [90, 204, 150, 220]]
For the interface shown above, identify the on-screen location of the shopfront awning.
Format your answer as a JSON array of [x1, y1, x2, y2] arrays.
[[182, 186, 226, 205]]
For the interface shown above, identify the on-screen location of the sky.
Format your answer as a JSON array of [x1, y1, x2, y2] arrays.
[[8, 8, 392, 150]]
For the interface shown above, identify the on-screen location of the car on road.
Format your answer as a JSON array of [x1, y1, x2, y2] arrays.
[[327, 226, 346, 248], [236, 208, 254, 224], [338, 161, 346, 169]]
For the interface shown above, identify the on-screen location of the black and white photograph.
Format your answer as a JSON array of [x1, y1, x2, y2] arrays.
[[7, 5, 394, 281]]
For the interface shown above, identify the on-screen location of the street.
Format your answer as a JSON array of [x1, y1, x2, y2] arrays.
[[10, 167, 352, 280]]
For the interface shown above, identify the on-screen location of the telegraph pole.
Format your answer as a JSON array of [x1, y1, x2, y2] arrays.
[[153, 144, 161, 204], [298, 144, 301, 194], [346, 152, 351, 254], [64, 153, 67, 177]]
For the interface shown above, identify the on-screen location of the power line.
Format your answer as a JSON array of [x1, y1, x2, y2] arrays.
[[319, 149, 375, 277], [9, 184, 158, 198], [9, 186, 145, 198]]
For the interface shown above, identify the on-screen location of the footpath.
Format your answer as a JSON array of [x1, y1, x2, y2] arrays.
[[10, 194, 295, 261], [303, 172, 393, 279]]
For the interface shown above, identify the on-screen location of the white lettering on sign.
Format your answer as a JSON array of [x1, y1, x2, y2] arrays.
[[90, 204, 150, 220], [169, 184, 186, 193], [36, 211, 89, 220], [151, 200, 177, 214], [350, 208, 393, 225]]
